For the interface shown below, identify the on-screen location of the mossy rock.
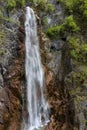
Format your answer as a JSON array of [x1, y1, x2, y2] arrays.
[[46, 4, 55, 14], [0, 30, 6, 45], [46, 16, 79, 39], [67, 36, 87, 64]]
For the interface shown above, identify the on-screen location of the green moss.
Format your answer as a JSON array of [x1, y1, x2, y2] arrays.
[[0, 30, 6, 45], [37, 0, 47, 11], [4, 17, 20, 25], [21, 0, 26, 6], [79, 65, 87, 74], [58, 0, 87, 27], [42, 17, 50, 26], [46, 4, 55, 14], [59, 0, 75, 13], [80, 44, 87, 60], [16, 0, 26, 7], [46, 16, 79, 39], [0, 10, 3, 19], [0, 49, 6, 55], [67, 36, 79, 60], [6, 0, 26, 10], [67, 36, 87, 64], [68, 70, 87, 96], [7, 0, 16, 10], [70, 50, 78, 59], [63, 16, 80, 32], [75, 95, 86, 111], [0, 10, 3, 23], [32, 0, 55, 12], [46, 25, 64, 39]]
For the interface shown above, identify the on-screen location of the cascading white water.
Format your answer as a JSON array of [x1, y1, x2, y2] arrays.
[[24, 7, 49, 130]]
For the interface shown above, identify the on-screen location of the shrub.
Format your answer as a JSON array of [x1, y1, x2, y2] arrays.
[[59, 0, 87, 22], [42, 17, 50, 26], [67, 36, 80, 60], [67, 36, 87, 63], [0, 49, 6, 55], [79, 44, 87, 62], [46, 16, 79, 39], [0, 10, 3, 18], [46, 25, 64, 39], [37, 0, 47, 11], [7, 0, 16, 10], [16, 0, 26, 7], [7, 0, 26, 10], [59, 0, 75, 13], [0, 29, 6, 43], [46, 4, 55, 14], [63, 16, 80, 32], [0, 10, 3, 23]]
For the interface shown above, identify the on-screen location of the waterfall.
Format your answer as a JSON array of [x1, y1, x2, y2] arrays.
[[24, 7, 49, 130]]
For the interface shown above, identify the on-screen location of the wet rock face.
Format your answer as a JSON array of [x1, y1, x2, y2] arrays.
[[0, 1, 67, 130], [0, 0, 86, 130], [0, 0, 68, 129], [38, 1, 74, 129], [0, 6, 25, 130], [40, 35, 74, 130]]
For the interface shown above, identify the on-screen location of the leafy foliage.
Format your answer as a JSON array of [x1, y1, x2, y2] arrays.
[[58, 0, 87, 25], [42, 17, 50, 27], [63, 16, 79, 32], [46, 4, 55, 14], [0, 30, 6, 45], [37, 0, 47, 11], [46, 16, 79, 39], [7, 0, 16, 10], [0, 10, 3, 18], [7, 0, 26, 10], [67, 36, 87, 63], [0, 48, 6, 55], [46, 25, 62, 39], [16, 0, 26, 7]]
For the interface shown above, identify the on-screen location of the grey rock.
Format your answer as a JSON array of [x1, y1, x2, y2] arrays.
[[0, 74, 3, 88]]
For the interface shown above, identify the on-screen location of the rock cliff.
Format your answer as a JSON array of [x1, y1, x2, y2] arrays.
[[0, 0, 87, 130]]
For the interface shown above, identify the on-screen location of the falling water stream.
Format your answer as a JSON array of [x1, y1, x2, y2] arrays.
[[24, 7, 49, 130]]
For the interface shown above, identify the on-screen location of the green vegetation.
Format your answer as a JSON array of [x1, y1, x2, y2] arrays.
[[0, 30, 6, 45], [63, 16, 79, 32], [1, 0, 55, 14], [75, 95, 86, 112], [0, 10, 3, 19], [27, 0, 54, 12], [67, 36, 87, 64], [6, 0, 26, 10], [46, 4, 55, 13], [58, 0, 87, 27], [59, 0, 87, 16], [27, 0, 47, 10], [0, 27, 8, 56], [7, 0, 16, 10], [46, 25, 63, 39], [0, 48, 6, 55], [0, 30, 7, 56], [16, 0, 26, 7], [36, 0, 47, 11], [0, 10, 3, 23], [67, 36, 79, 60], [42, 17, 50, 27], [46, 16, 79, 39], [36, 0, 54, 12]]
